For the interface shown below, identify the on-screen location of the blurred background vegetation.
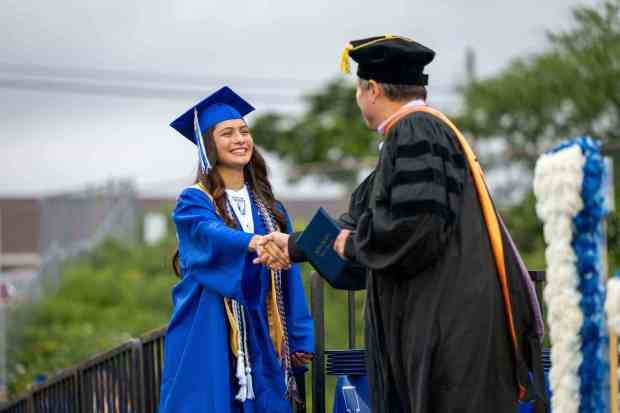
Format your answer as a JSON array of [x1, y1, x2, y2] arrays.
[[6, 0, 620, 409]]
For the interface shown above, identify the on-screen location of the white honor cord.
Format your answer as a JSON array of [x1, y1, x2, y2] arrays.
[[232, 300, 255, 401]]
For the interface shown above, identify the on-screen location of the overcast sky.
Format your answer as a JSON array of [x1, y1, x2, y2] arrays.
[[0, 0, 601, 198]]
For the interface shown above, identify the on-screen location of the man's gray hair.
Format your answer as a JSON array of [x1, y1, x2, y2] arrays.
[[358, 78, 427, 102]]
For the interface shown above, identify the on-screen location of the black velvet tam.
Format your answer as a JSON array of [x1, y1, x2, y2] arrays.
[[345, 35, 435, 85]]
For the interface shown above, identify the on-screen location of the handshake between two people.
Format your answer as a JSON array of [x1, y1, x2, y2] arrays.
[[248, 229, 353, 272]]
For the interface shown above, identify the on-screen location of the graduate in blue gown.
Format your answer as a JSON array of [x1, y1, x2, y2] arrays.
[[159, 87, 314, 413]]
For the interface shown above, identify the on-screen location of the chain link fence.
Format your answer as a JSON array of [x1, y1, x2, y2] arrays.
[[32, 180, 138, 296]]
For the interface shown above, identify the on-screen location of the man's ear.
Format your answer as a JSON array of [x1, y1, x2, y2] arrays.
[[368, 79, 382, 102]]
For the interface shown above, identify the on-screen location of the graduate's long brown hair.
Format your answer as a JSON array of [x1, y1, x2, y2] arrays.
[[172, 126, 287, 277]]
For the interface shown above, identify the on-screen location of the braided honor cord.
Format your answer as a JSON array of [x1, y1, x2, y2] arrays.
[[253, 194, 299, 402]]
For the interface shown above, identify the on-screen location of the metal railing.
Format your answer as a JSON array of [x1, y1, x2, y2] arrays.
[[78, 340, 143, 413], [31, 368, 79, 413], [1, 270, 547, 413], [0, 397, 28, 413], [0, 326, 307, 413], [140, 329, 165, 413], [1, 338, 145, 413], [310, 273, 326, 413]]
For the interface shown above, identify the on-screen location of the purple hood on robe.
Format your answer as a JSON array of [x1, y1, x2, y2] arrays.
[[499, 214, 545, 341]]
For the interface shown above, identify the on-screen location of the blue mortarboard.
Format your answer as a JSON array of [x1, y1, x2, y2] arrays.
[[170, 86, 255, 172]]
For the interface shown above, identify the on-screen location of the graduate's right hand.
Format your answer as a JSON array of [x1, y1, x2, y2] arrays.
[[252, 235, 291, 270], [248, 235, 263, 253], [253, 233, 290, 265], [258, 240, 291, 271]]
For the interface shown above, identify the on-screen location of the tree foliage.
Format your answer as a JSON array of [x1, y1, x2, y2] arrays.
[[7, 237, 177, 395], [457, 0, 620, 165], [456, 0, 620, 268], [252, 79, 376, 186]]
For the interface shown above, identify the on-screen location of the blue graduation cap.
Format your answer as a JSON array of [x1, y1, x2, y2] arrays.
[[170, 86, 255, 172]]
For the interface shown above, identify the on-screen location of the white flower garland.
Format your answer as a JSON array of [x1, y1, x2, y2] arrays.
[[534, 144, 586, 413]]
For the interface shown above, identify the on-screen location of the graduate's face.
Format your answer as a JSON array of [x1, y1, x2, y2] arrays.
[[212, 119, 254, 170]]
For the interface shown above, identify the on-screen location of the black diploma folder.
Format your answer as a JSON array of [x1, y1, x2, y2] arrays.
[[296, 207, 347, 283]]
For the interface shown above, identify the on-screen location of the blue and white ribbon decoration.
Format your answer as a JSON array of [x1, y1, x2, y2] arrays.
[[534, 137, 609, 413]]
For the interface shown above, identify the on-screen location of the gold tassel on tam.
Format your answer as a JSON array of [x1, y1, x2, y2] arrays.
[[339, 34, 413, 75], [339, 43, 354, 74]]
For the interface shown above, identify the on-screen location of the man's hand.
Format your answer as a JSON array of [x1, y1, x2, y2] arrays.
[[252, 232, 291, 270], [259, 232, 290, 253], [291, 352, 313, 368], [334, 229, 352, 260], [257, 241, 291, 271]]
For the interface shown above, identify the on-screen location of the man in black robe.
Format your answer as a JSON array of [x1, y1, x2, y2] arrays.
[[258, 35, 545, 413]]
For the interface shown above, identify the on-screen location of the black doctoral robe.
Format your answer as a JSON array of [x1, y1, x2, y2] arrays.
[[289, 111, 545, 413]]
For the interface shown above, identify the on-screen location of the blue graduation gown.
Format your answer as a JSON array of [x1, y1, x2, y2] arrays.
[[158, 187, 314, 413]]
